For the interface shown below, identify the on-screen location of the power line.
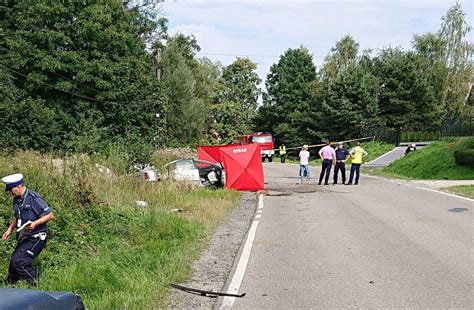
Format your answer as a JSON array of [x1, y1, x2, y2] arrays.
[[196, 52, 327, 59], [47, 70, 102, 94], [197, 52, 280, 58], [2, 65, 116, 105]]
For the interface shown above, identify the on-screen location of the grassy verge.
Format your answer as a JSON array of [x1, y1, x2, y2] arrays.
[[0, 151, 240, 309], [381, 137, 474, 180], [441, 185, 474, 199]]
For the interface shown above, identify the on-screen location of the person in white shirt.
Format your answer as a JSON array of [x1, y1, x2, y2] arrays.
[[299, 145, 310, 183]]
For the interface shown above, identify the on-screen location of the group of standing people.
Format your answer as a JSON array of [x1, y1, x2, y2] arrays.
[[298, 141, 368, 185]]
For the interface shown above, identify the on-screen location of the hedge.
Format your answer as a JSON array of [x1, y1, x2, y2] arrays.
[[454, 149, 474, 167], [400, 131, 442, 142]]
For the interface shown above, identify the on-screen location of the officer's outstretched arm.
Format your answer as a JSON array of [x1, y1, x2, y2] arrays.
[[2, 217, 17, 240]]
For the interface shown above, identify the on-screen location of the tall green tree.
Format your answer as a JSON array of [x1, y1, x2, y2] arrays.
[[257, 47, 317, 144], [308, 35, 366, 141], [0, 67, 63, 150], [320, 63, 381, 139], [160, 40, 207, 146], [208, 58, 261, 144], [373, 48, 441, 130], [413, 33, 448, 117], [220, 58, 261, 123], [437, 2, 473, 116], [320, 35, 360, 81], [413, 3, 473, 118], [1, 0, 160, 152], [193, 57, 222, 104]]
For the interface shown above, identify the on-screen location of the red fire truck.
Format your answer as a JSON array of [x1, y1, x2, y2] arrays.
[[237, 132, 275, 162]]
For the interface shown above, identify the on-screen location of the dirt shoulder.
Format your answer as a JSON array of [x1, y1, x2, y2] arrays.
[[365, 172, 474, 199], [397, 179, 474, 190], [166, 192, 257, 309]]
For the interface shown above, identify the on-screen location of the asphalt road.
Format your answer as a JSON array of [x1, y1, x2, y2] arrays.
[[228, 162, 473, 309], [366, 146, 406, 167]]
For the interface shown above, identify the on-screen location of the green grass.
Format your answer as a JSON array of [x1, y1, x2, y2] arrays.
[[382, 137, 474, 180], [0, 151, 240, 309], [441, 185, 474, 199]]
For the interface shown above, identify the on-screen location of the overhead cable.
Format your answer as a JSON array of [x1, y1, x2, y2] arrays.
[[2, 64, 116, 105]]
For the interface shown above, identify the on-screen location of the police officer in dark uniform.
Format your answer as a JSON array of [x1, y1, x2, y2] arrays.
[[333, 142, 350, 184], [1, 173, 54, 285], [405, 143, 417, 155]]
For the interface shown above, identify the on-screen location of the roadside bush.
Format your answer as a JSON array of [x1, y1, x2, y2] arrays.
[[454, 149, 474, 167], [401, 130, 442, 142]]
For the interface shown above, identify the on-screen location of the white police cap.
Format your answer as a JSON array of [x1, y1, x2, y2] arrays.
[[1, 173, 24, 191]]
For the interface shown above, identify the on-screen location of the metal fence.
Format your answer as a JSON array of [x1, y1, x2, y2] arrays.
[[442, 115, 473, 137], [361, 126, 398, 144], [362, 115, 473, 145]]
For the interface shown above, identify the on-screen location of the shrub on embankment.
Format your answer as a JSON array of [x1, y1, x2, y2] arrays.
[[454, 149, 474, 168], [384, 137, 474, 180], [0, 151, 240, 309]]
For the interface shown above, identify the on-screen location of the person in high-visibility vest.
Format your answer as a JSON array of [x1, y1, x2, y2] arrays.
[[346, 141, 368, 185], [279, 143, 286, 163]]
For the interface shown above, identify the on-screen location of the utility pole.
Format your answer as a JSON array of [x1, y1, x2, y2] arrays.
[[155, 47, 162, 146], [155, 48, 162, 81]]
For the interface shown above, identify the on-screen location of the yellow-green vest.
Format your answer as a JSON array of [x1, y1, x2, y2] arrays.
[[350, 146, 366, 164], [279, 146, 286, 155]]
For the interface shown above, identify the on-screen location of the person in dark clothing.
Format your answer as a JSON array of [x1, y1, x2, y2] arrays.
[[405, 143, 416, 155], [333, 142, 350, 184], [1, 173, 54, 285]]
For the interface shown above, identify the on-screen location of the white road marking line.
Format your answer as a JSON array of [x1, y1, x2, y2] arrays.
[[257, 209, 263, 214], [365, 175, 474, 202], [220, 194, 263, 310], [255, 214, 262, 219]]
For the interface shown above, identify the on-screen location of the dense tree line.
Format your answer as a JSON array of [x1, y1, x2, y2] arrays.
[[0, 0, 261, 157], [0, 1, 472, 157], [256, 3, 473, 145]]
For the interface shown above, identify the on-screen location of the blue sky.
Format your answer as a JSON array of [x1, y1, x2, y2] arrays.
[[161, 0, 473, 82]]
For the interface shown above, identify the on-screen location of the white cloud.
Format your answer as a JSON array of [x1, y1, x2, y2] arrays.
[[162, 0, 473, 85]]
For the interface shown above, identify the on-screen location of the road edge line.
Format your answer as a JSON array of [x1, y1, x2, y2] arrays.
[[367, 147, 402, 165], [220, 194, 263, 309], [364, 174, 474, 202]]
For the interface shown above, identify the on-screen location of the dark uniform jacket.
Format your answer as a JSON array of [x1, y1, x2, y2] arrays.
[[13, 189, 51, 239], [335, 148, 349, 161]]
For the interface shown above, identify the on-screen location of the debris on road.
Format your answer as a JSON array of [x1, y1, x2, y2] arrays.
[[171, 283, 246, 298]]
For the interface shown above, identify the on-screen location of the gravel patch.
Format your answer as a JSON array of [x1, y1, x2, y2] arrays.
[[165, 192, 257, 309], [403, 179, 474, 190]]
